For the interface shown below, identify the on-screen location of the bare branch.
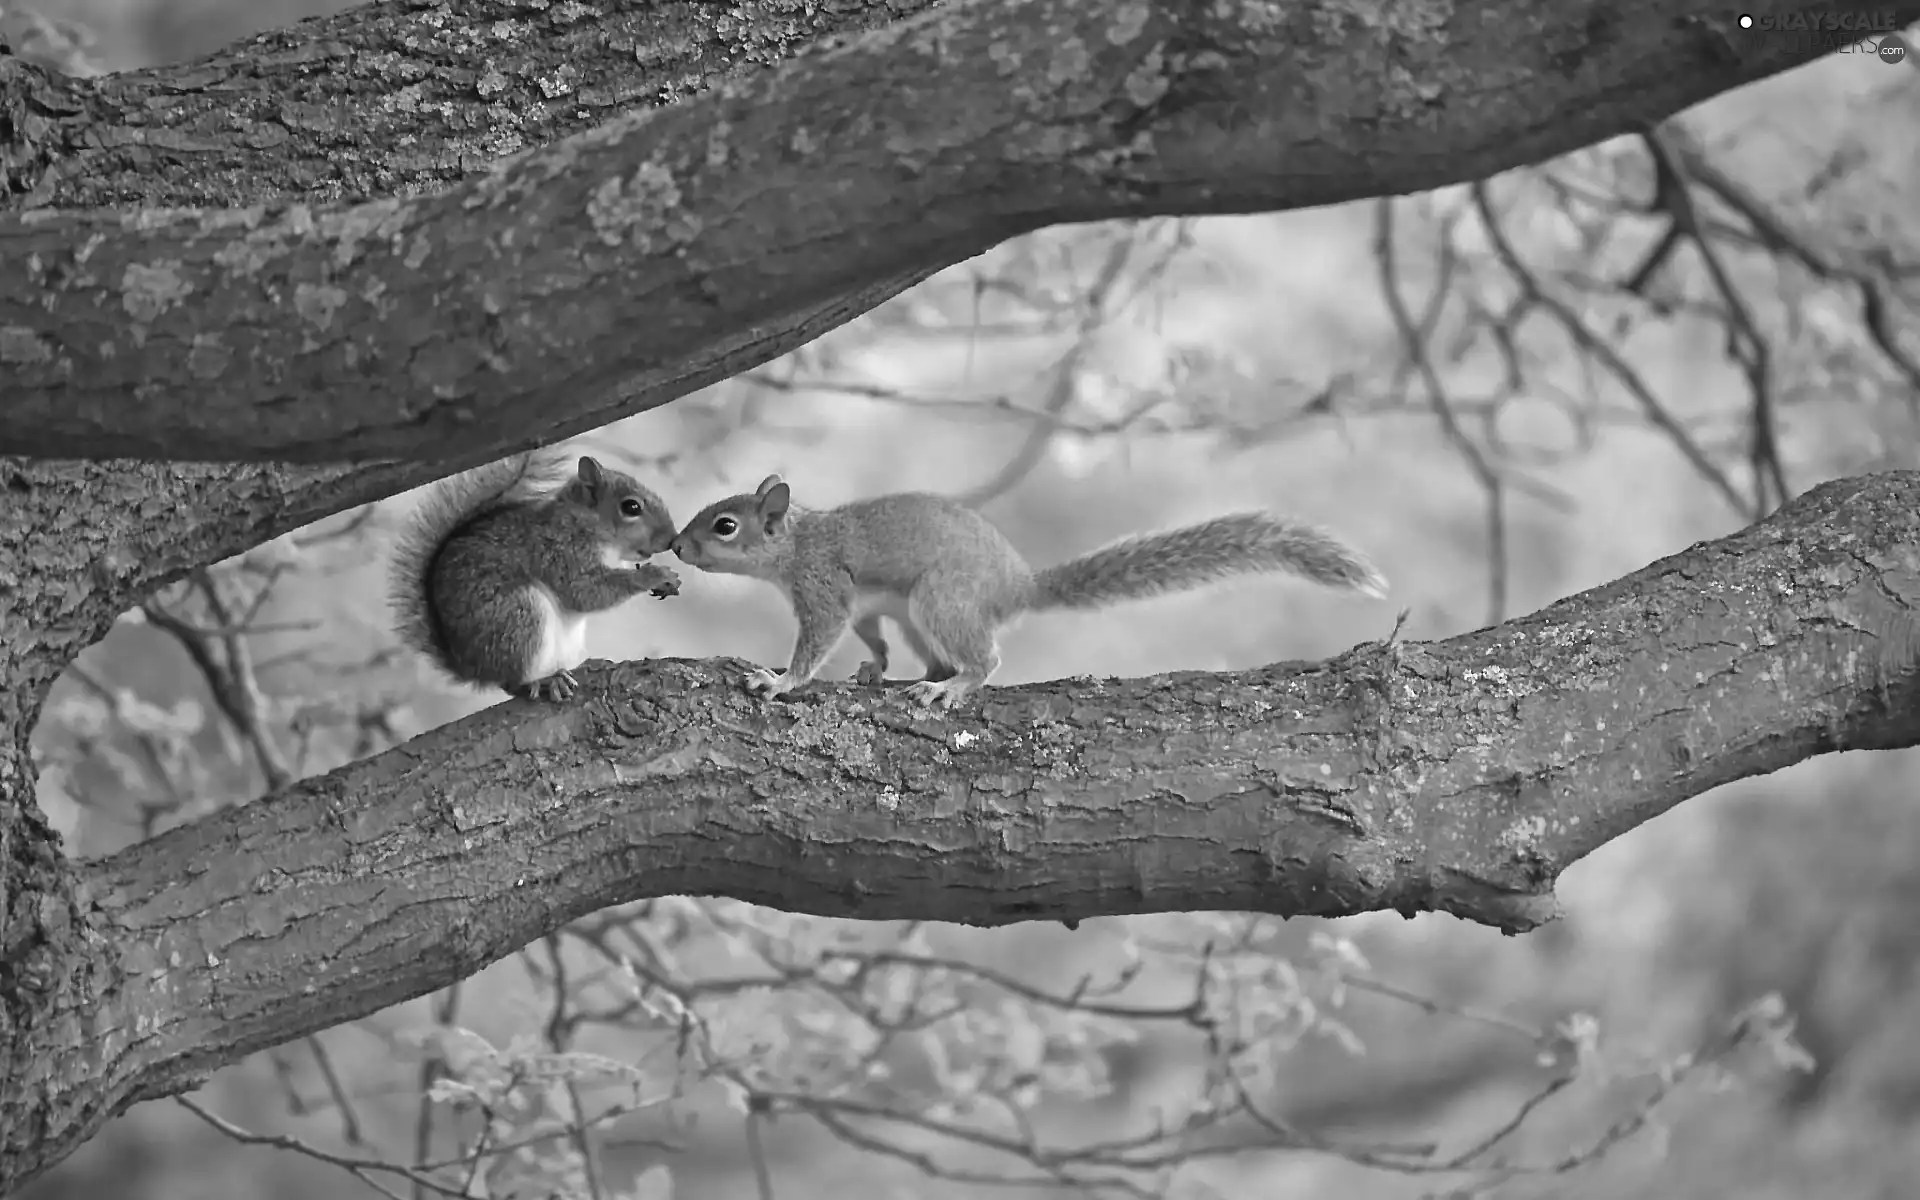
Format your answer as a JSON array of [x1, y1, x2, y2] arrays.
[[412, 985, 463, 1200], [959, 232, 1141, 507], [1664, 131, 1920, 408], [1641, 129, 1791, 512], [1375, 198, 1510, 627], [1468, 181, 1755, 518], [141, 568, 295, 791]]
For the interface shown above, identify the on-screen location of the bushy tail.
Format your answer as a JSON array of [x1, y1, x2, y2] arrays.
[[1028, 512, 1388, 612], [386, 450, 573, 666]]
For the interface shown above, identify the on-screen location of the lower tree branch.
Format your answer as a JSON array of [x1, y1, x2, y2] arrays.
[[5, 469, 1917, 1192]]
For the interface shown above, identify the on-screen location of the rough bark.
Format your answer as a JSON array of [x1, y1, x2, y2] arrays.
[[1, 0, 946, 211], [6, 470, 1918, 1190], [2, 0, 1913, 465], [3, 0, 1915, 1192]]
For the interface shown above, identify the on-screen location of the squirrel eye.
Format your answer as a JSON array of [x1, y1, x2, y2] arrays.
[[618, 497, 645, 518], [713, 516, 738, 538]]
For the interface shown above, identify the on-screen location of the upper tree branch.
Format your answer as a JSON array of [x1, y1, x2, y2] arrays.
[[0, 0, 945, 211], [1, 0, 1908, 464], [7, 469, 1911, 1190]]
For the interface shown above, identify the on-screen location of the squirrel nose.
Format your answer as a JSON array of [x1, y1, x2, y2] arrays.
[[668, 535, 686, 558]]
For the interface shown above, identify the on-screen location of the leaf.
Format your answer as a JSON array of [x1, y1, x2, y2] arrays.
[[1643, 1115, 1673, 1163], [1315, 1015, 1368, 1058], [403, 1024, 501, 1070], [1738, 992, 1817, 1074], [715, 1076, 753, 1115], [427, 1077, 483, 1106], [125, 691, 204, 738], [47, 691, 111, 738], [1308, 930, 1372, 974], [628, 1164, 674, 1200], [549, 1051, 653, 1086], [544, 1080, 577, 1122]]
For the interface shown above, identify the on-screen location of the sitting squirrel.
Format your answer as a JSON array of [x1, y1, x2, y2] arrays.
[[388, 451, 681, 702], [670, 475, 1388, 710]]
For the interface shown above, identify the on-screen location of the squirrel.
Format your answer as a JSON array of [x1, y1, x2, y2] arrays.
[[387, 450, 682, 702], [669, 475, 1388, 710]]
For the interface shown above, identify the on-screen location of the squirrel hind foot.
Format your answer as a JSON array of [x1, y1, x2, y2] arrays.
[[746, 667, 798, 700], [853, 660, 888, 686], [906, 677, 978, 711], [518, 670, 579, 702]]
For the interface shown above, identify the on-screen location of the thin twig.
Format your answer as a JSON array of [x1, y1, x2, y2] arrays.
[[1641, 127, 1787, 514], [1375, 197, 1510, 626], [958, 229, 1147, 507], [413, 983, 462, 1200], [745, 1100, 778, 1200], [1469, 181, 1749, 517], [176, 1095, 450, 1200]]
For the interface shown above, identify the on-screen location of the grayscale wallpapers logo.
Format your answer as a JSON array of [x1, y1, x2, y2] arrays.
[[1736, 13, 1914, 64]]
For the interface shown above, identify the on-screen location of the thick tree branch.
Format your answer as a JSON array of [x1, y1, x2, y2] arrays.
[[8, 469, 1918, 1191], [1, 0, 1910, 464], [0, 0, 944, 211]]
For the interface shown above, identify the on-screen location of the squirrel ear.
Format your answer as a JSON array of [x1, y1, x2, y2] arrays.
[[755, 474, 783, 498], [759, 480, 791, 527], [576, 456, 604, 489]]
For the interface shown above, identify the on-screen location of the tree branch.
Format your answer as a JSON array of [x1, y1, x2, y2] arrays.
[[0, 0, 945, 212], [8, 469, 1917, 1191], [2, 0, 1908, 464]]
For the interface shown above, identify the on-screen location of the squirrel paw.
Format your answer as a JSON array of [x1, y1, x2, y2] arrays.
[[745, 667, 795, 700], [639, 565, 681, 598], [853, 660, 888, 686], [905, 678, 974, 711], [521, 671, 579, 703]]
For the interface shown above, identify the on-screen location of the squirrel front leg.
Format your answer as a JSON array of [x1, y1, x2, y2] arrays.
[[517, 672, 581, 703], [552, 562, 682, 610], [851, 615, 890, 686], [627, 562, 681, 599], [750, 577, 853, 700]]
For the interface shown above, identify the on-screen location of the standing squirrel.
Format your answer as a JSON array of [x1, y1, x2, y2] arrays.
[[388, 451, 681, 702], [669, 476, 1388, 710]]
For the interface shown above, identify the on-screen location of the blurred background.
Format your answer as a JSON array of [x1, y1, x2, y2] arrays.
[[11, 2, 1920, 1198]]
